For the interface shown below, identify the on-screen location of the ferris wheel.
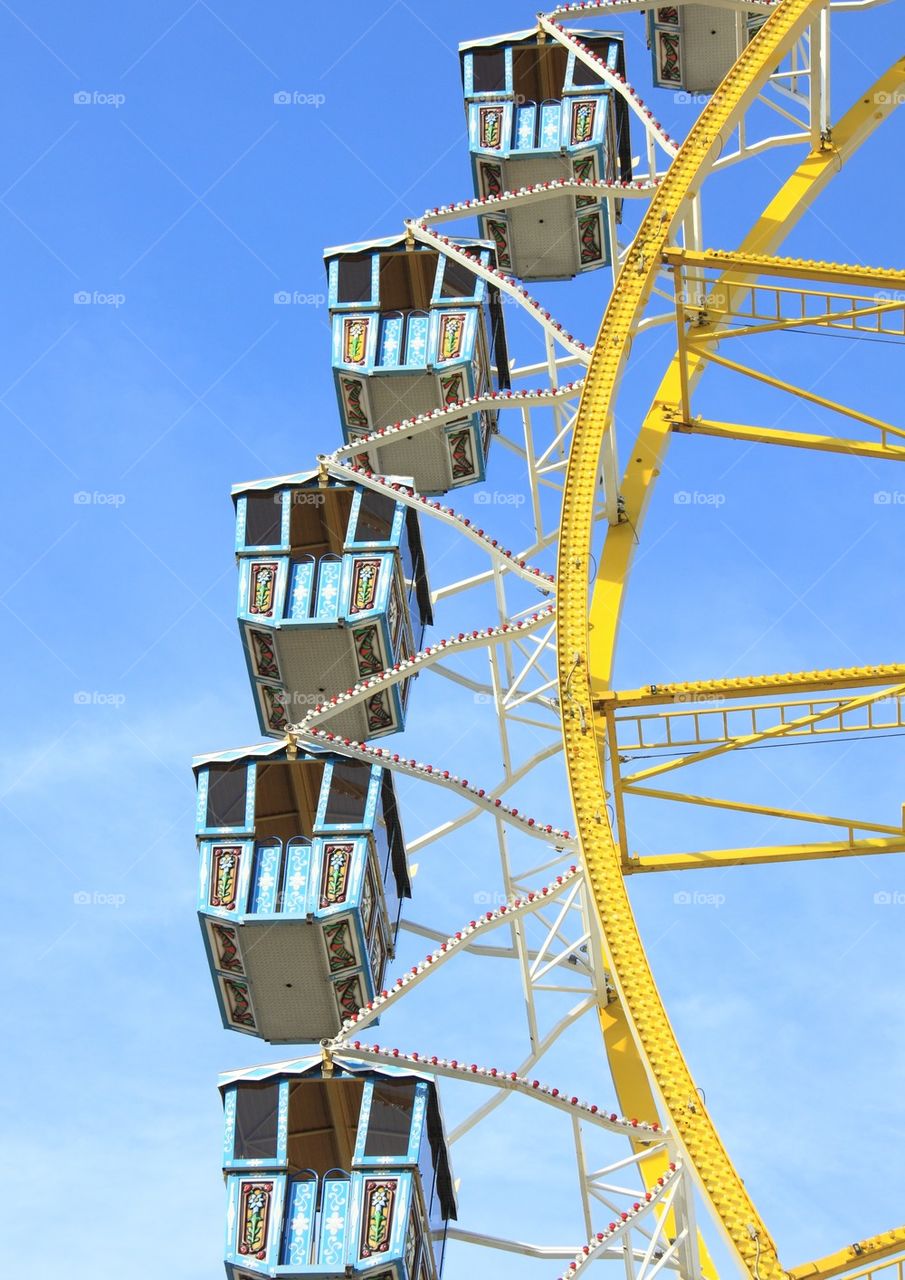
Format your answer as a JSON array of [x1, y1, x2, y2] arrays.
[[195, 3, 905, 1279]]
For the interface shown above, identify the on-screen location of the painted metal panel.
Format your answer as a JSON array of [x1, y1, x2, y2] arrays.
[[540, 99, 562, 148], [378, 313, 405, 368], [250, 841, 283, 914], [318, 1176, 352, 1269], [282, 838, 313, 915], [281, 1176, 318, 1266], [404, 312, 430, 368], [514, 100, 536, 150], [314, 555, 344, 621], [288, 556, 316, 620]]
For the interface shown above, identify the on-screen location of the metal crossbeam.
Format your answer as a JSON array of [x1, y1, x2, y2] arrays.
[[684, 293, 905, 342], [605, 663, 905, 709], [615, 690, 905, 751], [620, 683, 905, 786], [627, 835, 905, 874], [605, 677, 905, 874], [663, 247, 905, 289], [674, 418, 905, 460], [678, 348, 904, 440]]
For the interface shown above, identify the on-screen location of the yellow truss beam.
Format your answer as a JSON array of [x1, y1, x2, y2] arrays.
[[560, 3, 821, 1271], [615, 691, 905, 751], [557, 18, 905, 1277], [683, 296, 905, 344], [627, 835, 905, 874], [791, 1236, 905, 1280], [682, 347, 905, 439], [620, 784, 904, 838], [663, 246, 905, 290], [675, 418, 905, 460], [603, 703, 631, 860], [606, 662, 905, 709], [598, 1001, 719, 1280], [612, 691, 905, 870], [622, 683, 905, 786]]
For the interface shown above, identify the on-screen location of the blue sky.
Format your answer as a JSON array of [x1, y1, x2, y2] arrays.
[[3, 2, 905, 1277]]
